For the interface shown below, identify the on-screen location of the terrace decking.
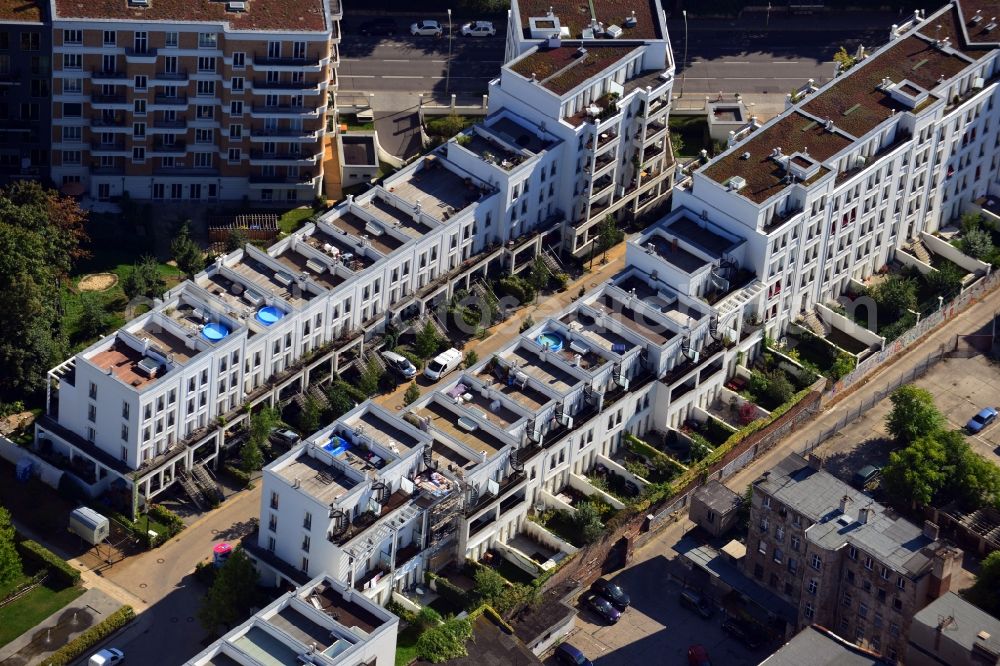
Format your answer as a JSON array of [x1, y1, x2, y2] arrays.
[[416, 401, 507, 457], [503, 346, 579, 393], [90, 341, 167, 390], [166, 302, 231, 342], [358, 197, 434, 238], [134, 322, 195, 363], [560, 311, 635, 353], [309, 586, 385, 634], [389, 157, 484, 221], [197, 273, 264, 331], [645, 235, 710, 273], [343, 410, 420, 453], [666, 216, 741, 260], [275, 453, 359, 504], [328, 212, 404, 255], [430, 439, 478, 471], [487, 116, 552, 153], [304, 227, 377, 269], [231, 256, 310, 308], [453, 389, 522, 429], [269, 606, 341, 652], [476, 368, 551, 412], [592, 292, 673, 345], [272, 246, 345, 291]]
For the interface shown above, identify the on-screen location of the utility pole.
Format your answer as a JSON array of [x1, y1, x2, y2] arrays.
[[446, 8, 453, 95], [680, 10, 688, 98]]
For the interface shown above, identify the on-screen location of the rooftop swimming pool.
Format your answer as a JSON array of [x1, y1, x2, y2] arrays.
[[536, 332, 564, 352], [201, 322, 230, 341], [256, 306, 285, 326]]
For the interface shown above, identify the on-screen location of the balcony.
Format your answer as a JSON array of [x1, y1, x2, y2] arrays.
[[91, 115, 130, 131], [248, 174, 319, 188], [90, 141, 128, 156], [151, 70, 189, 84], [150, 141, 186, 155], [596, 131, 619, 149], [465, 471, 527, 518], [662, 340, 725, 387], [152, 95, 188, 108], [251, 79, 323, 94], [91, 94, 129, 109], [251, 104, 322, 118], [249, 150, 320, 166], [248, 127, 323, 142], [590, 176, 613, 199], [0, 69, 21, 83], [252, 56, 323, 72], [90, 69, 127, 84], [148, 120, 187, 133], [593, 152, 615, 174], [125, 47, 158, 63]]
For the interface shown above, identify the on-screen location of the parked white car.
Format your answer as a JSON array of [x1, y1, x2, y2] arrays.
[[461, 21, 496, 37], [89, 648, 125, 666], [410, 20, 443, 36]]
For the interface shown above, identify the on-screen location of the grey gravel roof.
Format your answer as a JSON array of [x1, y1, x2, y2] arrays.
[[692, 480, 741, 515], [756, 454, 938, 577]]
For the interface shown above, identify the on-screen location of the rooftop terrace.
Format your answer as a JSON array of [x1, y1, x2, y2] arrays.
[[342, 410, 421, 454], [196, 273, 265, 332], [429, 439, 479, 472], [388, 156, 488, 221], [510, 44, 640, 96], [357, 197, 434, 238], [444, 383, 524, 429], [231, 256, 310, 308], [274, 452, 359, 504], [560, 309, 636, 353], [802, 35, 968, 137], [341, 135, 376, 167], [502, 345, 580, 393], [644, 235, 710, 274], [475, 365, 552, 411], [89, 340, 168, 390], [303, 227, 376, 271], [328, 212, 402, 256], [272, 246, 344, 291], [516, 0, 662, 40], [269, 606, 341, 653], [415, 400, 508, 458], [665, 216, 742, 260], [487, 116, 553, 153], [52, 0, 329, 31], [306, 582, 386, 635], [703, 112, 851, 204]]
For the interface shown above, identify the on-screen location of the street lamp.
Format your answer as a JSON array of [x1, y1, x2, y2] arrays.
[[680, 10, 688, 98], [446, 8, 453, 95]]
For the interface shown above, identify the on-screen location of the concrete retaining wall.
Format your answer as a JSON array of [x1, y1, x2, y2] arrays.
[[921, 231, 991, 276], [567, 474, 626, 510], [896, 247, 935, 275], [817, 303, 884, 349], [0, 437, 64, 489]]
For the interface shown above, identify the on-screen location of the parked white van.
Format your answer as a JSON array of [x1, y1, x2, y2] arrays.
[[424, 348, 463, 381]]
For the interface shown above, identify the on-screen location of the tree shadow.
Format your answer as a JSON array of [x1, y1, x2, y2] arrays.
[[820, 435, 897, 485]]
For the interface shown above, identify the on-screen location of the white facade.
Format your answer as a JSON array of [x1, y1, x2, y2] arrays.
[[185, 573, 398, 666], [673, 0, 1000, 336]]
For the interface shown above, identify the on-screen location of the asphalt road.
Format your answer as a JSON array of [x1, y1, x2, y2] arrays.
[[669, 14, 895, 95]]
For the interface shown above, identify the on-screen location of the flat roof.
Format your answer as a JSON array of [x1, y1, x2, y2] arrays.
[[487, 116, 552, 153], [692, 480, 741, 515], [271, 246, 344, 291], [592, 291, 674, 345], [0, 0, 42, 21], [328, 212, 403, 255], [134, 322, 195, 363], [196, 273, 264, 333], [509, 45, 640, 96], [231, 256, 310, 308], [516, 0, 662, 40], [912, 591, 1000, 654], [303, 227, 377, 270], [760, 626, 883, 666], [954, 0, 1000, 47], [560, 310, 636, 353], [274, 453, 359, 504], [803, 35, 969, 138], [415, 401, 507, 457], [308, 583, 385, 634], [389, 158, 484, 221], [269, 606, 337, 652], [503, 346, 579, 393], [89, 340, 164, 390], [666, 216, 742, 259], [231, 626, 298, 666], [446, 386, 523, 429], [52, 0, 329, 31], [341, 136, 376, 167], [475, 366, 551, 411], [342, 410, 420, 452], [430, 439, 478, 471], [703, 112, 851, 204], [645, 235, 710, 274], [357, 197, 433, 239]]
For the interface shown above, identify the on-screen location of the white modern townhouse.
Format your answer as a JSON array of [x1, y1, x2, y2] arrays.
[[672, 0, 1000, 338], [186, 573, 399, 666]]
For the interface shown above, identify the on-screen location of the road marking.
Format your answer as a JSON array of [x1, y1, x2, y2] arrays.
[[383, 59, 410, 63], [723, 60, 751, 64], [382, 75, 424, 79], [339, 74, 376, 78]]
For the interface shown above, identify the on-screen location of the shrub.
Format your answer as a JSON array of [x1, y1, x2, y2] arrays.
[[496, 275, 535, 305], [40, 605, 135, 666], [415, 617, 473, 663], [393, 347, 424, 371], [17, 540, 80, 587], [194, 560, 217, 586], [224, 464, 251, 488], [403, 382, 421, 407], [425, 114, 469, 138], [147, 504, 185, 537]]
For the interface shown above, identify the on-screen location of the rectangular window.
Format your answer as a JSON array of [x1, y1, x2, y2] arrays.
[[232, 52, 245, 68], [88, 404, 96, 422], [62, 126, 81, 142], [63, 78, 82, 94], [195, 128, 212, 143], [230, 100, 243, 116], [196, 105, 214, 120], [134, 75, 147, 91], [20, 32, 39, 51], [198, 33, 217, 48], [807, 579, 817, 595], [303, 512, 311, 530], [231, 77, 244, 92], [229, 124, 242, 139], [103, 30, 116, 46], [811, 554, 822, 571], [165, 32, 178, 48], [228, 148, 241, 163], [301, 535, 310, 552], [122, 402, 130, 419], [63, 30, 82, 44], [300, 557, 308, 574], [270, 491, 279, 509], [121, 424, 129, 441], [134, 31, 147, 53], [62, 150, 81, 164], [63, 53, 81, 70], [132, 147, 145, 163], [197, 56, 215, 73], [133, 122, 145, 138], [197, 80, 215, 96], [134, 99, 146, 116], [268, 514, 277, 532]]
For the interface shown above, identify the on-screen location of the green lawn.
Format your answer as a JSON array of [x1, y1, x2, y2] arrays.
[[65, 213, 184, 352], [0, 581, 86, 648], [669, 115, 711, 159], [394, 623, 422, 666], [278, 207, 315, 235]]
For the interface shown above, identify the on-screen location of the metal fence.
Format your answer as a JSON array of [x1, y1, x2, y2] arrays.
[[826, 269, 1000, 398]]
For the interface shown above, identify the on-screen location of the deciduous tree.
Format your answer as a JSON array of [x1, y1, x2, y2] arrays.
[[886, 385, 944, 444], [0, 506, 22, 586], [198, 547, 260, 635]]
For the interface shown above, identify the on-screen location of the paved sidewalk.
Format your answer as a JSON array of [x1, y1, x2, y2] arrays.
[[0, 588, 119, 666]]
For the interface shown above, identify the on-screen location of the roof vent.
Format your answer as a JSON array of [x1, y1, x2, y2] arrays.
[[606, 24, 623, 38], [986, 18, 998, 31], [740, 151, 750, 160], [978, 631, 992, 641], [824, 119, 835, 131], [576, 46, 588, 57], [971, 10, 983, 24], [727, 176, 746, 191], [624, 10, 637, 28], [128, 0, 150, 6], [226, 0, 247, 10]]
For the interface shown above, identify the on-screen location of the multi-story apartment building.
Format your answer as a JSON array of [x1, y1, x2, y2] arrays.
[[186, 573, 398, 666], [48, 0, 341, 202], [0, 0, 50, 183], [495, 0, 676, 257], [745, 453, 963, 664], [671, 0, 1000, 335]]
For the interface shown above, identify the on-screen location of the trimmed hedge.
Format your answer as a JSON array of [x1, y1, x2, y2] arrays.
[[224, 464, 251, 488], [40, 605, 135, 666], [17, 540, 80, 587], [147, 505, 185, 537]]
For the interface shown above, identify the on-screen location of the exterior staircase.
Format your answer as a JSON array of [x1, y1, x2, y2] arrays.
[[421, 312, 448, 340], [908, 240, 932, 264], [799, 310, 826, 336], [176, 471, 205, 511], [191, 464, 223, 504], [540, 248, 561, 274]]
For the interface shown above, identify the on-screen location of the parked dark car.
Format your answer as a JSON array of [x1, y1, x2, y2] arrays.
[[270, 427, 300, 446], [721, 618, 764, 649], [584, 594, 621, 624], [554, 643, 593, 666], [591, 578, 630, 610], [679, 588, 714, 619], [687, 644, 712, 666], [852, 464, 881, 490], [358, 18, 397, 36]]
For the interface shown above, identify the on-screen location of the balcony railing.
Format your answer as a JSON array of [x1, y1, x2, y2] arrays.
[[253, 56, 321, 68], [91, 69, 127, 81], [91, 94, 127, 105], [153, 71, 188, 82], [151, 141, 187, 154], [249, 150, 319, 162], [153, 95, 188, 106], [251, 105, 318, 116], [251, 79, 321, 92], [248, 175, 318, 185]]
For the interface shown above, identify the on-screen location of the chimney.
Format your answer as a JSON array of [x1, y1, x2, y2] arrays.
[[839, 495, 853, 514], [858, 504, 873, 524], [923, 520, 940, 540], [929, 545, 962, 599], [807, 453, 824, 470]]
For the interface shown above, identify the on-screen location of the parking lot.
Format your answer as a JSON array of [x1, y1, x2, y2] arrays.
[[814, 354, 1000, 485], [547, 556, 761, 666]]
